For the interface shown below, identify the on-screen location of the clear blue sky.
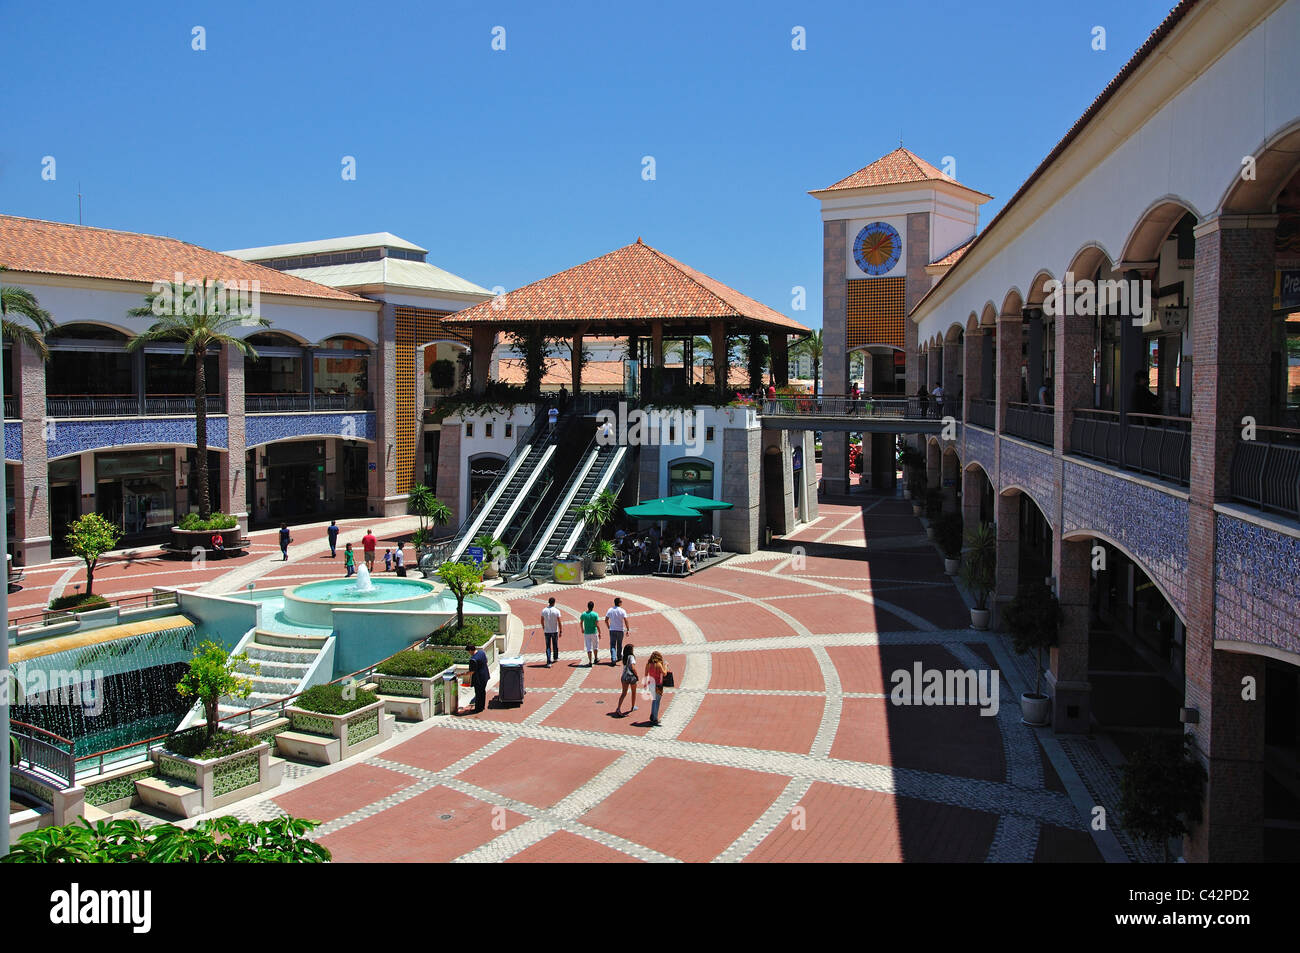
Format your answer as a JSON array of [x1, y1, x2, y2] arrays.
[[2, 0, 1173, 329]]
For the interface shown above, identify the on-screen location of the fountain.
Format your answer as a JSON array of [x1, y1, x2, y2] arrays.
[[352, 564, 376, 593], [281, 571, 443, 628]]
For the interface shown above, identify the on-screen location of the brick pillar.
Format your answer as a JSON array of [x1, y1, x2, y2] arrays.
[[925, 439, 940, 489], [943, 336, 960, 411], [1056, 304, 1093, 454], [470, 325, 494, 395], [994, 491, 1020, 608], [370, 301, 400, 516], [720, 423, 760, 553], [961, 464, 982, 538], [964, 330, 982, 424], [1048, 536, 1091, 733], [823, 220, 848, 496], [1183, 214, 1276, 863], [14, 339, 50, 565], [435, 422, 462, 524], [219, 343, 248, 535], [571, 329, 584, 395], [940, 447, 958, 513], [710, 320, 728, 401], [927, 347, 941, 394], [995, 310, 1021, 432]]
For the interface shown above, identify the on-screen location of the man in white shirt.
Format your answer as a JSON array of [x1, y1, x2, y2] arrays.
[[931, 383, 944, 418], [541, 596, 563, 666], [605, 597, 630, 665]]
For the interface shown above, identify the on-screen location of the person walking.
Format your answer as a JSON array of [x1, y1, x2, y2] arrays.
[[279, 523, 292, 561], [605, 596, 629, 664], [393, 546, 405, 576], [580, 600, 601, 667], [547, 404, 559, 434], [383, 548, 393, 573], [344, 542, 356, 577], [644, 651, 668, 727], [326, 520, 339, 557], [462, 640, 489, 714], [541, 596, 563, 667], [614, 644, 638, 716], [362, 529, 378, 572]]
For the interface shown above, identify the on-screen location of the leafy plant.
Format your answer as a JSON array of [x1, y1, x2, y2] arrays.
[[959, 523, 996, 611], [376, 649, 454, 678], [590, 538, 617, 562], [178, 512, 238, 531], [409, 484, 452, 535], [923, 487, 944, 519], [48, 593, 110, 612], [1, 265, 56, 360], [1, 815, 330, 863], [435, 561, 485, 630], [576, 489, 618, 538], [1119, 733, 1207, 862], [472, 532, 508, 569], [934, 512, 965, 560], [295, 683, 377, 715], [428, 618, 495, 646], [429, 358, 456, 390], [164, 725, 261, 760], [128, 279, 270, 519], [1004, 581, 1061, 696], [65, 513, 122, 597], [175, 641, 258, 746], [791, 329, 823, 397]]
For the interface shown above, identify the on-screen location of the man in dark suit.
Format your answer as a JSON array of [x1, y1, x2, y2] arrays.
[[464, 641, 489, 714]]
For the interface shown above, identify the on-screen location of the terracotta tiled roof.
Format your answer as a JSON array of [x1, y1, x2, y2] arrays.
[[819, 148, 990, 196], [930, 236, 976, 267], [0, 215, 365, 302], [444, 239, 809, 334]]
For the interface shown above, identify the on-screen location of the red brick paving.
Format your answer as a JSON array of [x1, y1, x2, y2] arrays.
[[541, 686, 675, 735], [579, 758, 789, 862], [707, 648, 825, 692], [506, 830, 642, 863], [744, 782, 998, 863], [831, 697, 1005, 782], [456, 738, 623, 808], [273, 763, 414, 823], [676, 693, 822, 754], [788, 592, 917, 634], [319, 786, 528, 862], [385, 726, 501, 773], [680, 601, 794, 641]]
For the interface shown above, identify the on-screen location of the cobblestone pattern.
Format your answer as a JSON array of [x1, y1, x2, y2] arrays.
[[1215, 512, 1300, 657], [999, 438, 1058, 530]]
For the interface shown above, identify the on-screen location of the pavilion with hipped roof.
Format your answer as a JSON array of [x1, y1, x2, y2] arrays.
[[442, 238, 810, 399]]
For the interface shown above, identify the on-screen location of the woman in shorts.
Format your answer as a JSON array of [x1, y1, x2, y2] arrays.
[[614, 644, 638, 716]]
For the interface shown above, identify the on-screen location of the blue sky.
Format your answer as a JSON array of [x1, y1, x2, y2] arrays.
[[2, 0, 1174, 328]]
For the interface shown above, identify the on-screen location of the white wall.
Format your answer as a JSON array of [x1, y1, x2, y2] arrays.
[[453, 405, 535, 521]]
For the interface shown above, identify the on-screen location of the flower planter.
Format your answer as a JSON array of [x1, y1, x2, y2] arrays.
[[553, 558, 584, 584], [588, 559, 608, 579], [969, 608, 990, 630], [1021, 692, 1051, 726], [943, 557, 960, 575], [142, 741, 278, 818], [169, 526, 243, 555], [280, 699, 392, 764], [374, 668, 458, 718]]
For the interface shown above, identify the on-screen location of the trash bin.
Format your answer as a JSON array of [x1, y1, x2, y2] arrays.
[[498, 656, 526, 706], [441, 669, 459, 714]]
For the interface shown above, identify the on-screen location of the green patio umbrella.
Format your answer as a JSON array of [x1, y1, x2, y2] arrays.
[[664, 492, 733, 512], [624, 499, 701, 520]]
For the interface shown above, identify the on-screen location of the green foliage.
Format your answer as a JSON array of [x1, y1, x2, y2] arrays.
[[176, 641, 258, 745], [590, 538, 617, 561], [1, 815, 330, 863], [429, 358, 456, 390], [295, 683, 378, 715], [164, 726, 261, 760], [425, 382, 533, 422], [65, 513, 123, 597], [178, 512, 238, 531], [934, 512, 965, 559], [923, 487, 944, 519], [377, 649, 455, 678], [428, 618, 495, 647], [791, 329, 823, 394], [958, 523, 997, 611], [1004, 581, 1061, 695], [504, 328, 562, 397], [1, 266, 56, 361], [576, 489, 617, 537], [473, 533, 508, 565], [1119, 733, 1207, 861], [48, 593, 110, 612], [435, 561, 485, 629], [409, 484, 452, 532]]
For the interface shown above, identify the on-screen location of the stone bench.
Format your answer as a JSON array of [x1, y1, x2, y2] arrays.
[[134, 776, 203, 819], [274, 731, 342, 764], [376, 693, 431, 721]]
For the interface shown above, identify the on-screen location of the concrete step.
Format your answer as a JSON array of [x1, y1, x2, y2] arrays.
[[255, 630, 329, 650], [246, 643, 320, 665], [135, 776, 203, 819], [243, 675, 301, 696], [274, 731, 341, 765], [241, 659, 312, 680], [377, 693, 431, 721]]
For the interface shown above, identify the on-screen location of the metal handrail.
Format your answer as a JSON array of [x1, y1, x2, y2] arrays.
[[1069, 407, 1190, 485], [45, 394, 227, 417], [11, 720, 78, 788], [1005, 402, 1054, 447], [755, 393, 953, 420], [245, 392, 374, 413], [9, 589, 178, 629], [1230, 425, 1300, 521], [967, 398, 996, 430]]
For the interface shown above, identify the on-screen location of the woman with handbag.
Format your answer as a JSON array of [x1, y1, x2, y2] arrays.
[[644, 651, 669, 727], [614, 644, 638, 717]]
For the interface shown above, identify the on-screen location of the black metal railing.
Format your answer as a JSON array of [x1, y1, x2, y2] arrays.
[[1070, 408, 1191, 485], [1005, 402, 1054, 447], [11, 721, 77, 789], [245, 392, 373, 413], [1231, 426, 1300, 521], [756, 393, 954, 420], [45, 395, 227, 418], [967, 398, 996, 430], [3, 396, 15, 420]]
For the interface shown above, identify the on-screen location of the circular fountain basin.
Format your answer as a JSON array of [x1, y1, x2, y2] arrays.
[[283, 577, 441, 627]]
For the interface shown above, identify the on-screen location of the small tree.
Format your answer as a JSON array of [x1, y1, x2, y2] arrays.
[[959, 523, 996, 611], [176, 641, 258, 746], [435, 561, 484, 630], [1004, 581, 1061, 697], [934, 512, 965, 560], [576, 490, 617, 545], [1119, 733, 1207, 862], [409, 484, 452, 549], [66, 513, 122, 597], [1, 265, 56, 360]]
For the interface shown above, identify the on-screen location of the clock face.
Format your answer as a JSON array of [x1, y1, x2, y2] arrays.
[[853, 222, 902, 276]]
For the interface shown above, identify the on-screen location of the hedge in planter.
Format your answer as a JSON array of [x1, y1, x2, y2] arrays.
[[428, 619, 495, 646], [376, 649, 454, 679], [165, 726, 261, 761], [295, 683, 377, 715], [934, 512, 964, 560], [48, 593, 110, 612], [178, 512, 239, 532]]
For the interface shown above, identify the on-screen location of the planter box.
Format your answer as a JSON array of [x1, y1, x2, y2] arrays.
[[279, 699, 392, 764], [553, 558, 584, 584], [169, 526, 244, 554], [588, 560, 608, 579], [142, 741, 277, 818], [374, 668, 457, 719]]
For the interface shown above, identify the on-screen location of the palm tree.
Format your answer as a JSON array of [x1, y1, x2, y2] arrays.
[[128, 279, 269, 520], [0, 265, 55, 361], [792, 330, 823, 396]]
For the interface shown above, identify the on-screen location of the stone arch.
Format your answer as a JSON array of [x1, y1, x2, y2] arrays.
[[998, 483, 1056, 535], [965, 312, 979, 333], [1218, 118, 1300, 214], [320, 333, 377, 349], [978, 302, 998, 328], [1024, 269, 1057, 307], [47, 320, 133, 340], [246, 329, 310, 347], [999, 288, 1023, 318], [943, 322, 964, 344], [1065, 241, 1116, 280], [1119, 197, 1201, 265], [1062, 527, 1189, 628]]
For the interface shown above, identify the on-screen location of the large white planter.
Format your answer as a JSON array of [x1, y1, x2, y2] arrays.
[[588, 560, 608, 579], [970, 608, 990, 630], [943, 557, 960, 575], [1021, 692, 1051, 726], [280, 699, 393, 764], [145, 741, 278, 817]]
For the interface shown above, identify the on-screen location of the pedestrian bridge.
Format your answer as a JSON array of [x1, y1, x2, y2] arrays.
[[757, 394, 957, 433]]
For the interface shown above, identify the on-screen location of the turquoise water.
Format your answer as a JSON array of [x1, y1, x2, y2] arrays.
[[292, 577, 437, 602]]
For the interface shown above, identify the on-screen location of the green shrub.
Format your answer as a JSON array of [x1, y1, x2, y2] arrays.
[[178, 512, 239, 532], [48, 593, 110, 613], [295, 683, 377, 715], [429, 358, 456, 390], [923, 487, 944, 519], [164, 726, 261, 760], [934, 512, 965, 559], [376, 649, 454, 678], [428, 618, 495, 646]]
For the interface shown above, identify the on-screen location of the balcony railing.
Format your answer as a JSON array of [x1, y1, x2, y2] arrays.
[[967, 398, 996, 430], [11, 721, 77, 789], [1004, 402, 1054, 447], [45, 394, 226, 418], [245, 392, 373, 413], [757, 393, 954, 420], [3, 396, 15, 420], [1230, 426, 1300, 522], [1070, 408, 1191, 486]]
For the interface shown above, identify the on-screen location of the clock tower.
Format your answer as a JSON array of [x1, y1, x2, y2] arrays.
[[809, 148, 991, 494]]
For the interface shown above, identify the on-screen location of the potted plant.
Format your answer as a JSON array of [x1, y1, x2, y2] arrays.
[[922, 488, 943, 535], [934, 512, 964, 575], [472, 533, 506, 580], [1004, 581, 1061, 726], [1118, 733, 1207, 862], [908, 473, 926, 516], [589, 538, 617, 579], [959, 523, 996, 630]]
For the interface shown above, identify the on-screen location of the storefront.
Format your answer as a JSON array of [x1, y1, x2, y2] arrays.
[[95, 450, 175, 538], [667, 459, 714, 498], [265, 440, 326, 520]]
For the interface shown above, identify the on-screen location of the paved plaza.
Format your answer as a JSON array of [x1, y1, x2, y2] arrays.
[[33, 494, 1133, 863]]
